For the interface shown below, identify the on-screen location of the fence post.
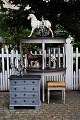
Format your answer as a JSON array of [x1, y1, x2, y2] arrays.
[[66, 38, 73, 90]]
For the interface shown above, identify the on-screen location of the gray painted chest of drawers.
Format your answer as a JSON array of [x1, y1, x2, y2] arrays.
[[9, 75, 41, 110]]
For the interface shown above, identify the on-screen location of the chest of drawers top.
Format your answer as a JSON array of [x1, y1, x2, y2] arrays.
[[9, 75, 41, 80]]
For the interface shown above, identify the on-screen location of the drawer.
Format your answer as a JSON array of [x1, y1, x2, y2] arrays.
[[10, 99, 39, 105], [10, 92, 39, 98], [10, 85, 39, 92], [10, 80, 39, 85]]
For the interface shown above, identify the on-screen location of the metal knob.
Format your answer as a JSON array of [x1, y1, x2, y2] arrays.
[[33, 94, 35, 97], [32, 88, 35, 91], [15, 94, 17, 97], [32, 101, 35, 103], [32, 81, 35, 84], [14, 81, 17, 84], [15, 101, 17, 103], [14, 88, 16, 90]]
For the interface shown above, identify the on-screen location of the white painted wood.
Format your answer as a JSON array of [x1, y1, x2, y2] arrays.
[[15, 50, 18, 68], [76, 48, 78, 90], [2, 48, 5, 90], [1, 38, 80, 91], [6, 49, 9, 89], [53, 48, 56, 68], [20, 38, 66, 44], [79, 69, 80, 90], [58, 47, 60, 68], [73, 71, 76, 90], [44, 50, 46, 68], [11, 50, 15, 75], [63, 46, 65, 68], [66, 38, 73, 89], [0, 73, 2, 91], [42, 40, 45, 69], [48, 48, 51, 67], [5, 71, 7, 91]]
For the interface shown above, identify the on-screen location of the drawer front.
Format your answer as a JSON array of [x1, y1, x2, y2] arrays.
[[10, 99, 39, 105], [10, 80, 39, 86], [10, 92, 39, 98], [10, 85, 39, 92]]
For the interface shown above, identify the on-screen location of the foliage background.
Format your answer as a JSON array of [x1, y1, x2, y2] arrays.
[[0, 0, 80, 50]]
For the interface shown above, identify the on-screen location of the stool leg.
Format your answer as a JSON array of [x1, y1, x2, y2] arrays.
[[63, 89, 65, 104], [62, 90, 63, 100], [48, 89, 50, 104]]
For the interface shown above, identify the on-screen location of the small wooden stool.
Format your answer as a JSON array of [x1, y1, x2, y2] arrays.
[[47, 81, 66, 104]]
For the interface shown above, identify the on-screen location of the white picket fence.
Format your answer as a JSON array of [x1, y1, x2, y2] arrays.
[[0, 38, 80, 91], [72, 47, 80, 90], [0, 48, 21, 91]]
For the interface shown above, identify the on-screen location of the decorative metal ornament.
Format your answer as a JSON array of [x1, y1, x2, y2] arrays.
[[11, 58, 26, 76], [36, 16, 50, 37]]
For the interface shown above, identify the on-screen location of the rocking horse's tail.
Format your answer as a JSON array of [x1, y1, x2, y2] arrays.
[[49, 27, 54, 37]]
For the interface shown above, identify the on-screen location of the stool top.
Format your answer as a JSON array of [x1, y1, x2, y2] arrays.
[[47, 81, 66, 87]]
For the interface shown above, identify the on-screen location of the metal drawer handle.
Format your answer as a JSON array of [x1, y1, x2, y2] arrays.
[[15, 101, 17, 103], [15, 94, 17, 97], [32, 101, 35, 103], [14, 88, 16, 90], [14, 81, 17, 84], [32, 88, 35, 91], [32, 81, 35, 84], [33, 94, 35, 97], [24, 81, 25, 83]]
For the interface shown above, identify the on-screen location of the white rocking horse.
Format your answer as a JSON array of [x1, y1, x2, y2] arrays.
[[27, 13, 54, 37]]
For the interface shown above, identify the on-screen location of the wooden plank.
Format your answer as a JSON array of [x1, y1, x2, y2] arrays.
[[20, 38, 66, 44]]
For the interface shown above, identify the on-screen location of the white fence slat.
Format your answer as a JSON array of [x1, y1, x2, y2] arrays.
[[71, 46, 73, 90], [0, 48, 21, 91], [16, 50, 19, 68], [63, 46, 65, 68], [53, 48, 56, 68], [58, 47, 60, 68], [6, 49, 10, 80], [48, 48, 51, 67], [44, 50, 46, 68], [73, 71, 76, 90], [79, 69, 80, 90], [76, 48, 78, 90], [1, 41, 80, 91], [0, 73, 2, 91], [2, 48, 5, 90], [5, 71, 7, 91], [11, 49, 15, 65]]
